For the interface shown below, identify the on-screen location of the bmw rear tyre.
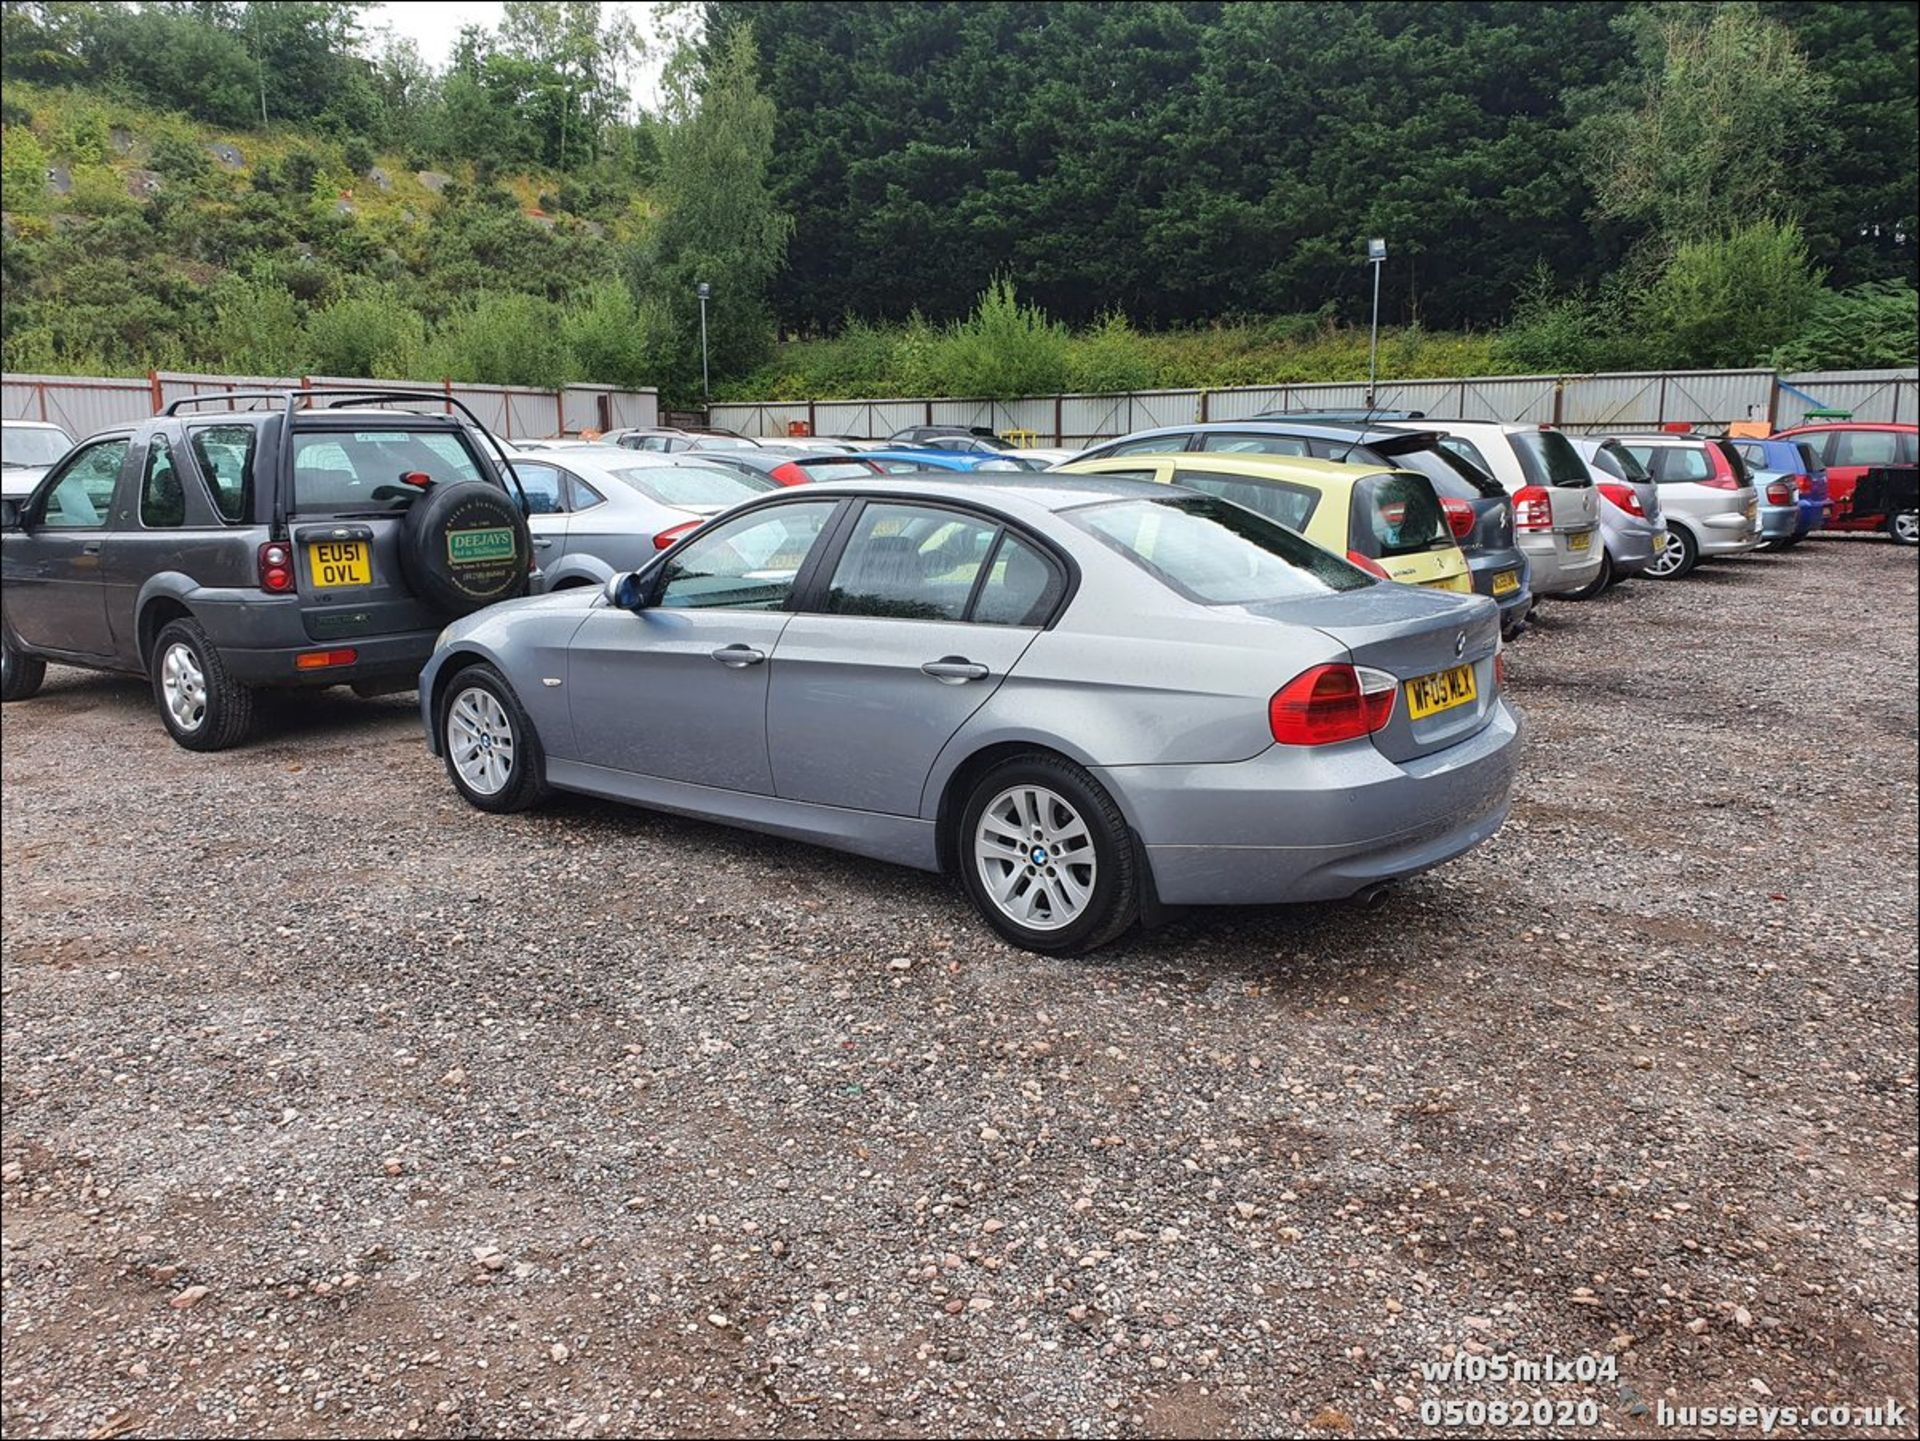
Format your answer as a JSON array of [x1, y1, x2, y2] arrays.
[[958, 754, 1138, 956], [151, 618, 253, 750], [1646, 524, 1697, 579], [439, 663, 549, 813], [1, 627, 46, 702]]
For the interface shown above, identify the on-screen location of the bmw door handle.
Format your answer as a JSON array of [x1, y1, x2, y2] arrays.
[[921, 656, 989, 684], [710, 644, 766, 667]]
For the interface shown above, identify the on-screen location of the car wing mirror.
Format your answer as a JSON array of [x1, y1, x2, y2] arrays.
[[605, 570, 651, 610], [0, 498, 22, 531]]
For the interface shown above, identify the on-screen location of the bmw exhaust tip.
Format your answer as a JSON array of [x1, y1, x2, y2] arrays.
[[1352, 882, 1396, 911]]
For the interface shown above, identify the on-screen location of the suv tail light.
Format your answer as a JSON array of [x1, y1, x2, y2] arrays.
[[1439, 496, 1476, 539], [767, 461, 811, 486], [653, 520, 701, 550], [1344, 550, 1392, 579], [1596, 482, 1644, 518], [1513, 485, 1553, 531], [257, 541, 295, 593], [1269, 663, 1398, 746], [1765, 480, 1794, 506]]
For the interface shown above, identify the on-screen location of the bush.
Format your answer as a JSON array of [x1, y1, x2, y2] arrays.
[[561, 280, 666, 388], [934, 277, 1072, 398], [49, 97, 112, 162], [342, 136, 375, 177], [423, 292, 575, 387], [1771, 280, 1920, 371], [149, 130, 209, 181], [67, 163, 139, 215], [1636, 220, 1826, 369], [208, 274, 303, 375], [1, 126, 53, 214], [305, 285, 427, 377], [1069, 311, 1156, 394]]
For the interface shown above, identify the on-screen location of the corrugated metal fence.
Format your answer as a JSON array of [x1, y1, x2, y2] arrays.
[[0, 370, 658, 440], [710, 368, 1917, 444]]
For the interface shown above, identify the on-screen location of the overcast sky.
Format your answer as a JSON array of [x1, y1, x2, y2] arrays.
[[365, 2, 678, 105]]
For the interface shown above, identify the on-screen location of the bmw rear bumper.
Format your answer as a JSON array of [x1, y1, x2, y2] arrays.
[[1096, 701, 1522, 906]]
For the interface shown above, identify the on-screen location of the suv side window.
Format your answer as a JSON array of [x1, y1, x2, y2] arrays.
[[39, 438, 129, 529], [189, 424, 256, 522], [140, 434, 186, 528], [657, 502, 836, 610]]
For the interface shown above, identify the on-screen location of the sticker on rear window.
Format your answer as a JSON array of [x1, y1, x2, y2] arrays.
[[448, 527, 517, 565]]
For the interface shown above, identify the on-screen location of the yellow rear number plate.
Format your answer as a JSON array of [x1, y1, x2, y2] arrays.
[[1491, 569, 1520, 596], [1567, 530, 1592, 551], [310, 539, 371, 588], [1405, 664, 1477, 721]]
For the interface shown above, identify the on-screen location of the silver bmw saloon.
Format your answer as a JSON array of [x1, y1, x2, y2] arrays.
[[420, 475, 1523, 954]]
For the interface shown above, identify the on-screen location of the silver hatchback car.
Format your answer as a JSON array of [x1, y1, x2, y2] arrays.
[[1612, 435, 1761, 579], [421, 476, 1522, 955], [1568, 436, 1669, 589]]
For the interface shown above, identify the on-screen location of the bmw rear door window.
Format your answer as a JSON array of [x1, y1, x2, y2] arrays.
[[290, 429, 485, 515], [1067, 495, 1372, 604], [823, 504, 999, 620]]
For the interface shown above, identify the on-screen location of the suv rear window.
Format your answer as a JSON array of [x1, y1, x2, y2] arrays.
[[189, 423, 257, 521], [1348, 472, 1450, 559], [1511, 430, 1592, 488], [290, 428, 485, 514], [1066, 494, 1371, 604]]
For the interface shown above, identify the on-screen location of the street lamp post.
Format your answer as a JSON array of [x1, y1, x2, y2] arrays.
[[1365, 238, 1387, 409], [696, 281, 711, 406]]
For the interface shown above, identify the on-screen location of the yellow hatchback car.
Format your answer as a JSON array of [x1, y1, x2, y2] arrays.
[[1055, 452, 1475, 593]]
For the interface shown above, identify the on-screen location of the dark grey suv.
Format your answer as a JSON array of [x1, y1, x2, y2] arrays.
[[1, 391, 533, 750]]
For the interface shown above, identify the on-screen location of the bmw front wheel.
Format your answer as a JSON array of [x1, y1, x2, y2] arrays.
[[439, 664, 549, 813]]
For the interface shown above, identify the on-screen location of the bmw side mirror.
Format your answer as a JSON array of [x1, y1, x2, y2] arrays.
[[605, 571, 650, 610]]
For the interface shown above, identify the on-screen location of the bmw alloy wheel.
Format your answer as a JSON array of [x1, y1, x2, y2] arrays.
[[160, 642, 207, 732], [448, 685, 516, 796], [973, 784, 1097, 931]]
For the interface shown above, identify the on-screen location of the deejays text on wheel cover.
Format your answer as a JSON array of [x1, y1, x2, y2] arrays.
[[399, 481, 531, 615]]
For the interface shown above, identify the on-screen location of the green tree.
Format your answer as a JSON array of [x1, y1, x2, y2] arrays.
[[1584, 2, 1826, 243], [637, 21, 790, 393], [1637, 220, 1826, 367], [0, 124, 53, 215]]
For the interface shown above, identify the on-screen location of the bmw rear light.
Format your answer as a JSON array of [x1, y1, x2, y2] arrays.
[[257, 541, 295, 594], [1513, 485, 1553, 531], [1344, 550, 1393, 579], [1439, 496, 1476, 539], [767, 461, 810, 486], [1765, 480, 1794, 505], [653, 520, 701, 551], [1269, 663, 1398, 746], [1596, 482, 1644, 518]]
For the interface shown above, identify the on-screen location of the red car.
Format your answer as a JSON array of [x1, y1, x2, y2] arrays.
[[1773, 422, 1917, 540]]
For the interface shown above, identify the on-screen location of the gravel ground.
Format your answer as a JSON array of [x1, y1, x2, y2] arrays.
[[3, 536, 1915, 1440]]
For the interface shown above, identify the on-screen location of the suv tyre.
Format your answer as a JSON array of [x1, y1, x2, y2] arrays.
[[151, 617, 254, 751], [1, 627, 47, 702]]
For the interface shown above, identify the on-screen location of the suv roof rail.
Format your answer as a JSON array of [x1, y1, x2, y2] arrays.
[[163, 390, 298, 415]]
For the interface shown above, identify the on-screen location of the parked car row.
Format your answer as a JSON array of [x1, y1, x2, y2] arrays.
[[1, 396, 1910, 955]]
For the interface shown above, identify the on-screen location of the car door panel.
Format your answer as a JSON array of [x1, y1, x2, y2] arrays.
[[2, 437, 128, 656], [767, 616, 1039, 814]]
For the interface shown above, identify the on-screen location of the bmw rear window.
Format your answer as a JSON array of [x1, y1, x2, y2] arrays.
[[290, 429, 486, 514], [1067, 494, 1372, 604]]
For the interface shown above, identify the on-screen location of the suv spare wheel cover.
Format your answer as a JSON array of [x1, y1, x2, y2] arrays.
[[399, 480, 531, 615]]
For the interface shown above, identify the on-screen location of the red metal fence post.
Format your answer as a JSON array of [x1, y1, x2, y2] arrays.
[[37, 382, 49, 421], [1054, 395, 1063, 446], [555, 390, 565, 437], [443, 377, 454, 415], [147, 369, 164, 413]]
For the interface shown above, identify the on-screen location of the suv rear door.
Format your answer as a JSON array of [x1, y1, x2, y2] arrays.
[[284, 421, 503, 643]]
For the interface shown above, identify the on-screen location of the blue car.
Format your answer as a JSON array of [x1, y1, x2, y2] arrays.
[[1730, 437, 1832, 547], [860, 449, 1041, 474]]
